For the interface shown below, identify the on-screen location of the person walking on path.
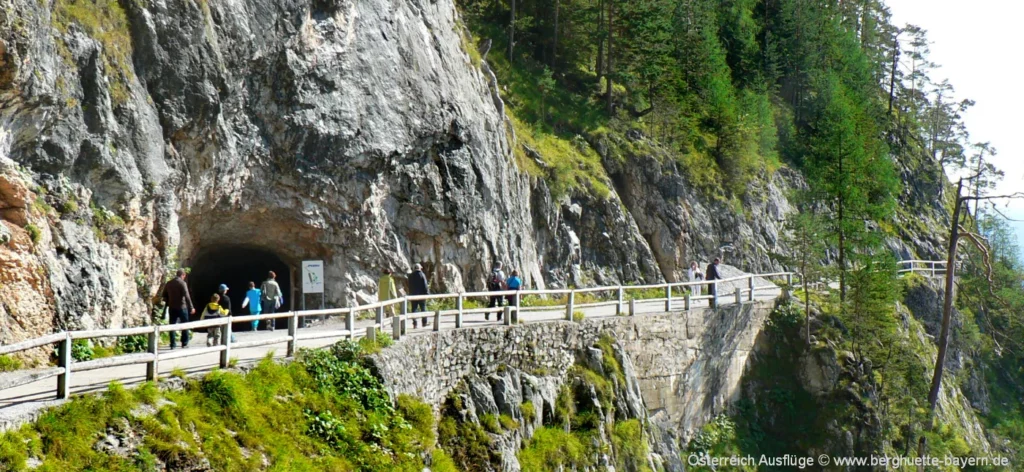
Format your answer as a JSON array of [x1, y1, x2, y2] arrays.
[[705, 258, 721, 304], [241, 281, 262, 331], [216, 284, 232, 316], [688, 261, 704, 297], [505, 270, 522, 309], [260, 271, 282, 331], [200, 294, 228, 347], [486, 262, 507, 321], [160, 268, 195, 349], [378, 268, 399, 317], [408, 264, 429, 328]]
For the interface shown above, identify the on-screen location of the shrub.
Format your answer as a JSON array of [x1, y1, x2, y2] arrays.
[[518, 427, 591, 471], [24, 223, 41, 244], [0, 354, 23, 372], [70, 339, 93, 361], [116, 334, 148, 354], [572, 310, 585, 322], [521, 401, 536, 424]]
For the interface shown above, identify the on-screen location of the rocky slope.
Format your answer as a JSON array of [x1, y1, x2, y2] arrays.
[[0, 0, 949, 349]]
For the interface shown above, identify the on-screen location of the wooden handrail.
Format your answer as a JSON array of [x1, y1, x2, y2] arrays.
[[0, 260, 950, 400]]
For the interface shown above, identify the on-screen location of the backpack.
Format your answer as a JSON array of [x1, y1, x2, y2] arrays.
[[488, 272, 503, 290]]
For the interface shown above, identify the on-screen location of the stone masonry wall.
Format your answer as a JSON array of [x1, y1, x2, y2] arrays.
[[370, 299, 773, 438]]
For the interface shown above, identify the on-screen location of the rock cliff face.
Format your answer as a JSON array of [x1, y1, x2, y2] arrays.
[[0, 0, 947, 346]]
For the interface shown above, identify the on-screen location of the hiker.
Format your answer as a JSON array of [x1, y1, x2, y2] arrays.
[[486, 262, 506, 321], [241, 281, 261, 331], [705, 257, 721, 300], [217, 284, 238, 343], [505, 270, 522, 308], [408, 263, 429, 328], [216, 284, 232, 315], [260, 271, 282, 331], [200, 293, 228, 347], [688, 261, 704, 297], [378, 268, 398, 317], [160, 268, 195, 349]]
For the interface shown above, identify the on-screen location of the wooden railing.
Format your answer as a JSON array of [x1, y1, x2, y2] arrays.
[[0, 260, 946, 400]]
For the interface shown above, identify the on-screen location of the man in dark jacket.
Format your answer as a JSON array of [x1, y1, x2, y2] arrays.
[[161, 269, 195, 349], [705, 258, 721, 305], [408, 263, 429, 328]]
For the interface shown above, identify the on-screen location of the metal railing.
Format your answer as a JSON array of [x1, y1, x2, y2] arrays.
[[0, 260, 946, 400]]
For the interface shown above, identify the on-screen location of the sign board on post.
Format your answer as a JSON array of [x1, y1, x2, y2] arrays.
[[302, 260, 324, 294]]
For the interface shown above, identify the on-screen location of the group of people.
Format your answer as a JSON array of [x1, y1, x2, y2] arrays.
[[376, 261, 524, 327], [687, 257, 722, 296], [160, 269, 286, 349]]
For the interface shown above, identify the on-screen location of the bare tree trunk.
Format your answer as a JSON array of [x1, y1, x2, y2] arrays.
[[888, 35, 899, 116], [596, 0, 604, 78], [605, 0, 614, 115], [838, 137, 846, 306], [508, 0, 516, 64], [552, 0, 560, 67], [918, 179, 964, 468]]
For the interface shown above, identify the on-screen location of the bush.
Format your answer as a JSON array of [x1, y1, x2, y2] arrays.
[[116, 334, 149, 354], [572, 310, 585, 322], [24, 223, 41, 244], [70, 339, 93, 361]]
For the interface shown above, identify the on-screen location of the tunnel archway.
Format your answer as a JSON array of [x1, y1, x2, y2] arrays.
[[188, 246, 293, 331]]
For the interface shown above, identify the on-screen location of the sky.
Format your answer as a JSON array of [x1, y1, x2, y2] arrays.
[[886, 0, 1024, 257]]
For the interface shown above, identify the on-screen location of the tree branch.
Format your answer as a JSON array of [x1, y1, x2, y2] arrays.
[[960, 192, 1024, 202]]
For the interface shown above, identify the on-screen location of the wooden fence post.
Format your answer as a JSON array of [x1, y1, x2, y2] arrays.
[[56, 333, 71, 399], [665, 285, 672, 312], [734, 287, 742, 305], [684, 294, 691, 311], [375, 306, 384, 327], [748, 276, 755, 301], [392, 314, 402, 340], [629, 298, 636, 317], [456, 295, 464, 328], [434, 310, 441, 332], [503, 306, 512, 326], [146, 325, 159, 381], [220, 321, 231, 368], [616, 287, 624, 315], [287, 312, 298, 357], [346, 310, 355, 340], [565, 290, 575, 321], [712, 282, 719, 308]]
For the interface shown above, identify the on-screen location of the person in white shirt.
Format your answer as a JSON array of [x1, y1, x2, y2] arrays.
[[687, 261, 704, 297]]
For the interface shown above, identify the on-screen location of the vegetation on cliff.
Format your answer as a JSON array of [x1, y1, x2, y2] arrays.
[[0, 337, 454, 472]]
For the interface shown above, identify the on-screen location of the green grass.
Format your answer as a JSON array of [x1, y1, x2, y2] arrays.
[[521, 401, 536, 425], [0, 355, 23, 372], [498, 414, 519, 431], [53, 0, 134, 105], [480, 413, 501, 434]]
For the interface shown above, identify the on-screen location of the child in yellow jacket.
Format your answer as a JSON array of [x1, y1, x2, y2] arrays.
[[200, 294, 229, 347]]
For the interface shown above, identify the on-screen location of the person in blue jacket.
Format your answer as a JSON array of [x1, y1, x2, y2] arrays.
[[241, 281, 262, 331], [505, 270, 522, 308]]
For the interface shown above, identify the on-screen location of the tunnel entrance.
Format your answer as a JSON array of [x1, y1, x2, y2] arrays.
[[188, 246, 292, 331]]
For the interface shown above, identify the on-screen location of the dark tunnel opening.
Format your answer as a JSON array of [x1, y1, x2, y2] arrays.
[[188, 246, 292, 331]]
